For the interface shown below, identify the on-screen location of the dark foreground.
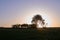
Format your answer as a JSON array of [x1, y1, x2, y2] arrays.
[[0, 28, 60, 40]]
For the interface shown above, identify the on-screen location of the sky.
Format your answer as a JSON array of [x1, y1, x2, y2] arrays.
[[0, 0, 60, 27]]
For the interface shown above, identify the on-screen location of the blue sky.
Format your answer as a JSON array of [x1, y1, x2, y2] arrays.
[[0, 0, 60, 27]]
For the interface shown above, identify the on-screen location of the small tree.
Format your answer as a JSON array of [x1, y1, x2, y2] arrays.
[[12, 24, 21, 28], [21, 24, 28, 28], [28, 24, 37, 29]]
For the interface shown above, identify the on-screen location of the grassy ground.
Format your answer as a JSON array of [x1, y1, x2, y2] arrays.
[[0, 28, 60, 40]]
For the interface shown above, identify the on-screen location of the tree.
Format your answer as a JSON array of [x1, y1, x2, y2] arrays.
[[28, 24, 37, 29], [31, 14, 46, 27], [12, 24, 21, 28], [21, 24, 28, 28]]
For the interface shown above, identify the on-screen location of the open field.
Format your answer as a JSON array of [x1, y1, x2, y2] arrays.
[[0, 28, 60, 40]]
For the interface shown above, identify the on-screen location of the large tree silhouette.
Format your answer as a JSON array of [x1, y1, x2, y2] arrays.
[[31, 14, 46, 27]]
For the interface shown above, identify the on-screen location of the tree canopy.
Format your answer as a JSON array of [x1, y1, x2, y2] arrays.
[[31, 14, 46, 27]]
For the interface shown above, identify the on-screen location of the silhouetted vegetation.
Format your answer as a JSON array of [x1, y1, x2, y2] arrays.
[[11, 14, 46, 29], [12, 24, 21, 28], [0, 14, 60, 40], [12, 24, 37, 29], [31, 14, 46, 27], [21, 24, 28, 28], [28, 24, 37, 29]]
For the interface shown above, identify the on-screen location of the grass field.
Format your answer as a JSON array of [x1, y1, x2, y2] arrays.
[[0, 28, 60, 40]]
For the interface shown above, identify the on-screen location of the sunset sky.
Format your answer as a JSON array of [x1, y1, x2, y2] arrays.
[[0, 0, 60, 27]]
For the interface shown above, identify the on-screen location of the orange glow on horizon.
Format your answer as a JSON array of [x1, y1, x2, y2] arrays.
[[0, 8, 60, 27]]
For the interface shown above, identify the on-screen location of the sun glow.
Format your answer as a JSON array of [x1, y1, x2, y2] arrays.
[[25, 12, 51, 28], [37, 20, 43, 28]]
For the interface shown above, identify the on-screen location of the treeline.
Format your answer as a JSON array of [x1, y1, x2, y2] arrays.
[[12, 24, 37, 29], [0, 14, 46, 29], [0, 24, 37, 29]]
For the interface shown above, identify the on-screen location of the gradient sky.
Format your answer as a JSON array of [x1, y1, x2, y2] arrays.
[[0, 0, 60, 27]]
